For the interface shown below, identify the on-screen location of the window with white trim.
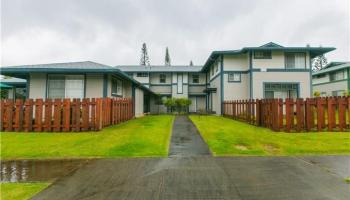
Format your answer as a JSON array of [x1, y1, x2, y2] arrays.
[[192, 74, 199, 83], [228, 73, 241, 82], [137, 72, 148, 77], [332, 90, 344, 96], [47, 75, 84, 99], [159, 74, 166, 83], [264, 83, 299, 99], [285, 52, 306, 69], [254, 51, 272, 59], [111, 77, 123, 96], [330, 70, 345, 81]]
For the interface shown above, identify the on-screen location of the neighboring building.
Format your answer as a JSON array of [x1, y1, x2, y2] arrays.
[[0, 42, 336, 115], [0, 77, 26, 99], [312, 62, 350, 96], [0, 61, 155, 117], [117, 42, 335, 114]]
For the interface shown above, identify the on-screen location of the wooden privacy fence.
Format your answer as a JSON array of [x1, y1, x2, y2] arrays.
[[223, 97, 350, 132], [0, 98, 133, 132]]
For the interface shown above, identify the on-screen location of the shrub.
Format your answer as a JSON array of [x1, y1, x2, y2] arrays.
[[313, 91, 321, 97]]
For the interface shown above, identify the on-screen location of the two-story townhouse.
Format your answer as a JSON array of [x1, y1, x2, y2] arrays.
[[115, 66, 207, 113], [201, 42, 335, 114], [312, 62, 350, 96], [0, 42, 336, 115]]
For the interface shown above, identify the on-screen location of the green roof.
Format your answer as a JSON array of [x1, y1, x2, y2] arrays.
[[312, 62, 350, 76], [0, 61, 155, 94], [0, 83, 13, 88]]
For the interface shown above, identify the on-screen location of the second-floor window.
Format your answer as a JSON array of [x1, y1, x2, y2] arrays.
[[192, 74, 199, 83], [285, 52, 306, 68], [330, 70, 345, 81], [136, 72, 148, 77], [254, 51, 272, 59], [228, 73, 241, 82], [159, 74, 166, 83]]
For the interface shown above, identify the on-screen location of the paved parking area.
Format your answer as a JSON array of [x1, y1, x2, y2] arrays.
[[32, 116, 350, 200], [32, 156, 350, 200]]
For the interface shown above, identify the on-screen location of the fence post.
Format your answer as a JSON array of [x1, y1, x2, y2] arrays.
[[327, 98, 336, 131], [34, 99, 43, 132], [14, 99, 24, 131], [24, 99, 33, 132], [0, 100, 4, 131], [95, 98, 103, 131], [53, 99, 62, 132], [285, 98, 292, 132], [44, 99, 53, 132], [337, 97, 346, 131], [62, 99, 71, 132]]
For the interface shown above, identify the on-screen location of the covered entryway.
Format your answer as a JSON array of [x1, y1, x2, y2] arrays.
[[189, 95, 206, 113]]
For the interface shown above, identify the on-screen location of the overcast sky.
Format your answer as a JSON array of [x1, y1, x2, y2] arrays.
[[1, 0, 349, 66]]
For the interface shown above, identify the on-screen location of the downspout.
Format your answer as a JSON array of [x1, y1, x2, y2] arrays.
[[249, 51, 253, 99], [220, 55, 224, 115], [26, 74, 30, 99], [309, 53, 313, 97], [132, 83, 136, 117], [103, 74, 108, 98]]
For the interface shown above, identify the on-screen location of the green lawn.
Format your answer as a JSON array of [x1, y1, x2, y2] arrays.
[[1, 115, 174, 160], [1, 183, 50, 200], [190, 115, 350, 156]]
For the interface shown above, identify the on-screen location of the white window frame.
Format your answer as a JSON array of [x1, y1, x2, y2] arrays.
[[192, 74, 199, 84], [111, 77, 123, 97], [47, 74, 85, 99], [136, 72, 148, 77], [285, 52, 306, 69], [159, 73, 166, 83], [228, 73, 241, 82]]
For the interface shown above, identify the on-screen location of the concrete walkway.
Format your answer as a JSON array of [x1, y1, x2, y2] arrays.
[[32, 116, 350, 200], [168, 115, 211, 157]]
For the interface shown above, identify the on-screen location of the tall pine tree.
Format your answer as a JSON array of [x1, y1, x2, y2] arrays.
[[140, 43, 150, 66], [165, 47, 171, 66]]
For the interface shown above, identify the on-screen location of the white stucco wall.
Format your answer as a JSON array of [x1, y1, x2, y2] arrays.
[[253, 51, 310, 71], [134, 87, 144, 117], [29, 73, 46, 99], [313, 80, 347, 96], [85, 74, 103, 98], [223, 73, 249, 100], [252, 72, 311, 99], [188, 72, 206, 84], [223, 54, 249, 71], [149, 85, 171, 94], [150, 72, 171, 84]]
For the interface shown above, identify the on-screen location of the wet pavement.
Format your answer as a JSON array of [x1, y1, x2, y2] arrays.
[[0, 159, 90, 182], [31, 156, 350, 200], [169, 115, 211, 157], [26, 116, 350, 199]]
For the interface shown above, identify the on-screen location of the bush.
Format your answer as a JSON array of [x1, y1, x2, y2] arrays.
[[164, 97, 192, 114], [163, 98, 176, 112], [313, 91, 321, 97]]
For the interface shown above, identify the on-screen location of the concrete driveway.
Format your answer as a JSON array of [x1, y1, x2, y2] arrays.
[[32, 116, 350, 200]]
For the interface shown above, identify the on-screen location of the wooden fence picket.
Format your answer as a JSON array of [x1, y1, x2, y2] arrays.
[[223, 96, 350, 132]]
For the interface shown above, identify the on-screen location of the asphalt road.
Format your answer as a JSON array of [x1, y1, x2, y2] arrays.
[[32, 116, 350, 200]]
